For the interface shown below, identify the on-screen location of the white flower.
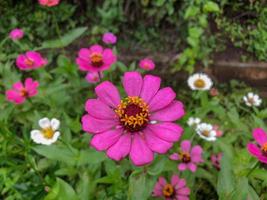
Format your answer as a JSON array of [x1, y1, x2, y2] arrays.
[[243, 92, 262, 107], [187, 73, 213, 91], [196, 123, 216, 141], [31, 117, 60, 145], [187, 117, 201, 127]]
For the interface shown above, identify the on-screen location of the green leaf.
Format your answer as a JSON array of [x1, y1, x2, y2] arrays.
[[44, 178, 79, 200], [32, 144, 79, 166], [217, 153, 235, 198], [203, 1, 220, 13], [38, 27, 87, 50], [128, 171, 155, 200], [184, 6, 199, 19]]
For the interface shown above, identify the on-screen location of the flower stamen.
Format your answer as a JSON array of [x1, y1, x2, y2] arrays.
[[194, 79, 206, 88], [162, 184, 174, 198], [179, 152, 191, 163], [42, 127, 54, 139], [90, 53, 103, 67], [115, 96, 149, 132], [261, 142, 267, 155]]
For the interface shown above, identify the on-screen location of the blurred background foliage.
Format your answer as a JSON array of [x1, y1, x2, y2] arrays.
[[1, 0, 267, 72], [1, 0, 267, 200]]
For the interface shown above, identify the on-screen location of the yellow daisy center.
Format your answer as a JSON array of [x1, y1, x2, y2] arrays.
[[194, 78, 206, 88], [115, 96, 149, 132], [42, 127, 55, 139]]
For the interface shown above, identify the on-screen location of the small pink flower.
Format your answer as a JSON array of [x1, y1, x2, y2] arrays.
[[76, 44, 117, 73], [209, 87, 219, 96], [102, 32, 117, 44], [9, 28, 24, 40], [152, 175, 190, 200], [82, 71, 185, 166], [39, 0, 60, 7], [247, 128, 267, 164], [139, 58, 155, 71], [211, 153, 223, 170], [170, 140, 203, 172], [212, 125, 223, 137], [85, 72, 102, 83], [16, 51, 48, 70], [6, 78, 39, 104]]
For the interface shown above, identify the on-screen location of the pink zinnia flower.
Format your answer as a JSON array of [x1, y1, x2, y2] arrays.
[[211, 153, 223, 170], [16, 51, 48, 70], [82, 71, 185, 166], [6, 78, 39, 104], [169, 140, 203, 172], [39, 0, 60, 7], [212, 125, 223, 137], [76, 44, 117, 73], [247, 128, 267, 164], [85, 72, 101, 83], [139, 58, 155, 71], [102, 32, 117, 44], [152, 175, 190, 200], [9, 28, 24, 40]]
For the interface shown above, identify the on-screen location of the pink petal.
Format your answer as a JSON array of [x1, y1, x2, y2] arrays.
[[90, 129, 122, 151], [176, 179, 186, 189], [25, 78, 39, 96], [129, 134, 154, 166], [181, 140, 191, 152], [81, 114, 118, 134], [169, 153, 179, 160], [140, 75, 161, 103], [158, 177, 167, 186], [253, 128, 267, 146], [89, 44, 103, 53], [177, 187, 190, 195], [12, 82, 24, 91], [95, 81, 121, 108], [191, 145, 203, 163], [6, 90, 25, 104], [106, 134, 131, 161], [247, 143, 262, 157], [144, 129, 173, 154], [102, 49, 117, 65], [187, 163, 197, 172], [148, 122, 183, 142], [171, 175, 180, 186], [178, 163, 187, 171], [258, 155, 267, 164], [85, 99, 116, 119], [122, 72, 143, 96], [150, 100, 185, 122], [149, 87, 176, 112], [152, 182, 163, 197], [78, 48, 90, 60], [175, 196, 189, 200]]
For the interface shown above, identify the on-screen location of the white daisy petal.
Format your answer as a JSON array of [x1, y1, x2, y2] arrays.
[[51, 118, 60, 131], [187, 73, 213, 91], [39, 118, 51, 129], [31, 130, 43, 144], [243, 92, 262, 107]]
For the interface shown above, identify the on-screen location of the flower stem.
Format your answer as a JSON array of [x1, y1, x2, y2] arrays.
[[247, 161, 260, 177]]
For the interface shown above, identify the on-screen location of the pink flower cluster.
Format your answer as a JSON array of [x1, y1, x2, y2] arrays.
[[6, 78, 39, 104], [9, 28, 24, 40], [82, 71, 185, 166], [139, 58, 155, 71], [153, 175, 190, 200], [16, 51, 47, 70], [247, 128, 267, 164], [39, 0, 60, 7], [170, 140, 203, 172], [102, 32, 117, 44]]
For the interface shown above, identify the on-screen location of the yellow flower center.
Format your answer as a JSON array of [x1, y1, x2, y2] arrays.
[[162, 184, 174, 198], [179, 152, 191, 163], [42, 127, 54, 139], [261, 142, 267, 155], [115, 96, 149, 132], [202, 130, 210, 137], [20, 88, 28, 97], [194, 79, 206, 88], [25, 58, 34, 66], [90, 53, 103, 67]]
